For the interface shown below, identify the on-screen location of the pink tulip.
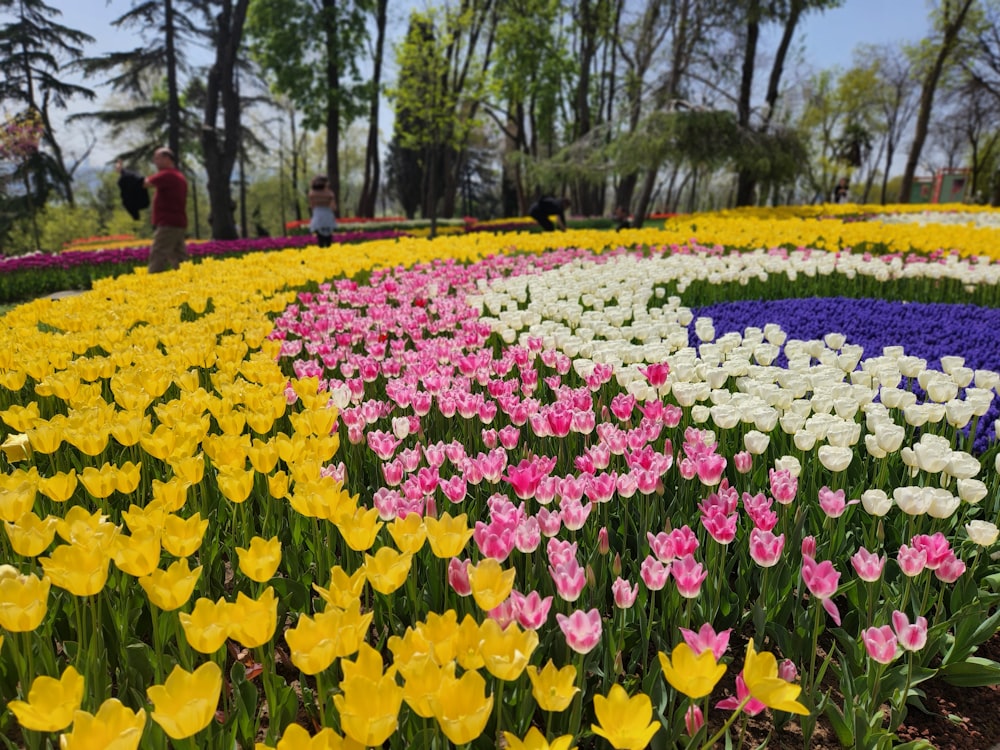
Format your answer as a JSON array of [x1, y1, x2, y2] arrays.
[[672, 555, 708, 599], [600, 424, 628, 455], [934, 552, 966, 583], [801, 535, 816, 558], [615, 472, 638, 498], [801, 554, 841, 626], [546, 538, 578, 567], [511, 589, 552, 630], [610, 393, 637, 420], [513, 517, 541, 553], [424, 441, 447, 468], [891, 610, 928, 652], [647, 531, 676, 563], [585, 472, 617, 504], [448, 557, 472, 596], [716, 673, 767, 716], [701, 510, 738, 544], [769, 468, 798, 504], [897, 544, 927, 577], [498, 425, 520, 449], [439, 475, 468, 504], [535, 476, 559, 505], [778, 659, 798, 682], [733, 450, 753, 473], [611, 577, 639, 609], [536, 507, 562, 537], [669, 526, 700, 557], [635, 468, 660, 494], [862, 625, 898, 664], [556, 608, 603, 654], [910, 532, 952, 570], [640, 555, 670, 591], [748, 528, 785, 568], [481, 428, 498, 448], [597, 527, 610, 555], [549, 560, 587, 602], [695, 454, 727, 486], [679, 622, 732, 660], [818, 486, 858, 518], [400, 446, 422, 472], [558, 474, 587, 503], [638, 362, 670, 387], [685, 704, 705, 735], [559, 498, 593, 531], [488, 598, 519, 628], [850, 547, 886, 582]]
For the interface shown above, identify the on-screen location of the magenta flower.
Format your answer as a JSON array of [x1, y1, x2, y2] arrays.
[[536, 508, 562, 537], [733, 450, 753, 474], [701, 510, 737, 544], [934, 552, 966, 583], [684, 704, 704, 735], [695, 454, 727, 486], [448, 557, 472, 596], [549, 560, 587, 602], [546, 538, 578, 567], [850, 547, 886, 582], [748, 528, 785, 568], [910, 532, 952, 570], [511, 589, 552, 630], [611, 577, 639, 609], [647, 531, 676, 563], [801, 535, 816, 558], [669, 526, 700, 557], [862, 625, 898, 664], [716, 672, 767, 716], [439, 475, 467, 504], [503, 458, 547, 500], [556, 608, 603, 654], [639, 555, 670, 591], [597, 527, 610, 555], [585, 472, 617, 504], [897, 544, 928, 577], [559, 498, 593, 531], [672, 555, 708, 599], [769, 468, 798, 504], [513, 517, 541, 553], [817, 486, 858, 518], [679, 622, 732, 660], [777, 659, 798, 682], [497, 425, 520, 449], [891, 610, 928, 652], [610, 393, 637, 420], [801, 554, 841, 625]]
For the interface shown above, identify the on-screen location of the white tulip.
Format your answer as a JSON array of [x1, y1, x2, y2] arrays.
[[753, 407, 779, 433], [744, 430, 770, 455], [824, 332, 846, 350], [965, 520, 999, 547], [912, 440, 950, 473], [926, 489, 960, 519], [780, 412, 806, 435], [944, 400, 974, 429], [691, 404, 711, 424], [864, 434, 887, 458], [710, 404, 740, 429], [957, 478, 988, 504], [881, 388, 916, 409], [893, 486, 932, 516], [817, 445, 853, 472], [391, 417, 411, 440], [974, 369, 999, 390], [945, 452, 980, 480], [774, 455, 801, 477], [861, 489, 893, 516], [874, 422, 905, 453]]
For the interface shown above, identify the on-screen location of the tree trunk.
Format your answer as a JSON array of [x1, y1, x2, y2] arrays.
[[201, 0, 249, 241], [899, 0, 975, 203], [735, 0, 760, 207], [165, 0, 182, 160], [357, 0, 387, 217], [322, 0, 341, 203]]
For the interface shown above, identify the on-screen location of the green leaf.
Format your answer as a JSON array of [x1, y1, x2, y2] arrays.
[[823, 700, 854, 747], [939, 656, 1000, 687]]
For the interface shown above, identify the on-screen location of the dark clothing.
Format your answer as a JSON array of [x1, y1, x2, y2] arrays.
[[148, 168, 188, 228], [117, 170, 150, 220], [529, 197, 566, 231]]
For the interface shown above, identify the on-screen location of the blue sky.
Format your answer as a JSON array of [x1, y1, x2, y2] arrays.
[[41, 0, 933, 165]]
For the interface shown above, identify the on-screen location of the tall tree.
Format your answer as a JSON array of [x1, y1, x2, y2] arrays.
[[899, 0, 977, 203], [0, 0, 95, 204], [356, 0, 387, 217], [247, 0, 373, 208], [198, 0, 251, 240], [733, 0, 842, 206]]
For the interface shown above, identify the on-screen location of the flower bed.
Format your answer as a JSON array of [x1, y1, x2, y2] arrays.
[[0, 212, 998, 749]]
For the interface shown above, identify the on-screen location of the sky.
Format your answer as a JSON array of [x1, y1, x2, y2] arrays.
[[31, 0, 934, 169]]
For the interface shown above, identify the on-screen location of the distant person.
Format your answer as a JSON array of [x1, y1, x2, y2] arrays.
[[613, 205, 631, 231], [529, 196, 570, 232], [308, 175, 337, 247], [833, 177, 849, 203], [144, 147, 188, 273]]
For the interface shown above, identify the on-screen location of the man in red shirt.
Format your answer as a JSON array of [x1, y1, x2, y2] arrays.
[[145, 147, 188, 273]]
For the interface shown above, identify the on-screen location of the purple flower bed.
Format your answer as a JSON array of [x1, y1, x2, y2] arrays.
[[691, 297, 1000, 452]]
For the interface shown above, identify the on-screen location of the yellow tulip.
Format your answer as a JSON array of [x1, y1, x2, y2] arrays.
[[0, 567, 50, 631], [236, 536, 282, 582], [41, 540, 112, 596], [5, 511, 58, 557], [147, 662, 222, 740], [285, 609, 342, 675], [169, 453, 205, 485], [428, 669, 493, 745], [658, 643, 726, 699], [312, 565, 366, 610], [590, 684, 661, 750], [742, 639, 809, 715], [37, 469, 77, 503], [109, 410, 149, 448], [503, 727, 576, 750], [0, 479, 35, 522], [341, 642, 389, 685], [479, 618, 538, 681], [399, 654, 456, 718], [121, 502, 167, 535], [387, 626, 434, 666], [387, 512, 427, 553], [113, 528, 163, 578], [114, 461, 142, 493], [526, 660, 579, 712], [138, 559, 202, 611], [79, 463, 119, 499], [363, 547, 412, 595], [58, 698, 147, 750], [411, 610, 459, 666], [216, 465, 255, 504], [453, 613, 486, 671], [151, 477, 190, 513], [66, 426, 111, 456], [179, 597, 233, 654], [55, 506, 117, 548], [334, 672, 403, 747], [424, 512, 475, 558], [267, 470, 289, 499], [255, 723, 361, 750], [336, 506, 382, 551], [327, 598, 373, 658], [1, 432, 32, 462], [27, 421, 63, 453], [161, 513, 209, 558], [9, 665, 85, 732], [467, 557, 516, 611], [0, 402, 40, 431], [229, 586, 278, 648]]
